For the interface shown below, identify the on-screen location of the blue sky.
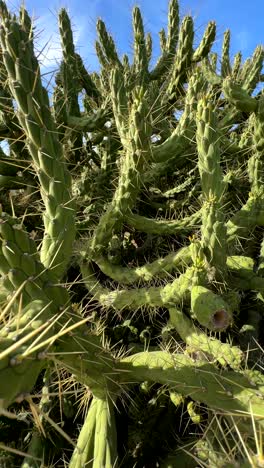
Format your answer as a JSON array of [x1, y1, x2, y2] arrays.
[[5, 0, 264, 76]]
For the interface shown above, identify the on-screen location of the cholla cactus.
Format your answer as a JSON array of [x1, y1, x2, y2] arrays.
[[0, 0, 264, 466]]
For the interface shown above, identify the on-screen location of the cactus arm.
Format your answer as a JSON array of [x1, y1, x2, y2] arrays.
[[231, 51, 242, 78], [145, 32, 152, 64], [124, 209, 202, 235], [81, 261, 195, 310], [0, 9, 76, 279], [108, 66, 129, 146], [150, 0, 179, 80], [248, 93, 264, 194], [67, 111, 109, 132], [151, 108, 194, 164], [221, 30, 231, 77], [96, 19, 122, 69], [226, 97, 264, 247], [210, 52, 218, 71], [220, 46, 263, 130], [89, 85, 152, 257], [226, 194, 264, 244], [75, 52, 101, 101], [168, 307, 243, 369], [241, 45, 264, 93], [91, 245, 192, 285], [93, 396, 117, 468], [222, 77, 258, 113], [196, 98, 227, 276], [159, 28, 167, 53], [0, 300, 52, 408], [227, 255, 264, 294], [58, 9, 80, 118], [119, 351, 264, 429], [69, 396, 117, 467], [0, 211, 69, 408], [153, 68, 204, 164], [167, 16, 194, 101], [192, 21, 216, 63], [132, 7, 149, 86], [68, 398, 97, 468]]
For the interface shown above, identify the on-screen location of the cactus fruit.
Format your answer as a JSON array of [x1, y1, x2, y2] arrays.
[[0, 0, 264, 466]]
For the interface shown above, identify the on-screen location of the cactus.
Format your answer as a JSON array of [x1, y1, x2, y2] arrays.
[[0, 0, 264, 466]]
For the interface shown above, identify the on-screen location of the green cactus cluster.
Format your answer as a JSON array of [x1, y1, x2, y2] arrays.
[[0, 0, 264, 466]]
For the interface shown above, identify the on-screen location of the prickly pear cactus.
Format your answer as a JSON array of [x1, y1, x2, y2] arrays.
[[0, 0, 264, 466]]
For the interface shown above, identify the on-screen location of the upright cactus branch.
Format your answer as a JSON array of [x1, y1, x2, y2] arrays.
[[196, 98, 227, 276], [132, 7, 148, 87], [150, 0, 179, 80], [221, 30, 231, 77], [192, 21, 216, 63], [0, 7, 75, 279], [167, 15, 194, 101]]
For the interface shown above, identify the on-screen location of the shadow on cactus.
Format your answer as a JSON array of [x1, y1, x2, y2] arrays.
[[0, 0, 264, 466]]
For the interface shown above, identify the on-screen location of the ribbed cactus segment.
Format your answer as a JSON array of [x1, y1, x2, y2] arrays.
[[75, 53, 100, 100], [95, 40, 108, 69], [0, 299, 51, 408], [150, 0, 179, 80], [226, 195, 264, 244], [190, 285, 232, 330], [166, 0, 179, 52], [119, 351, 264, 425], [132, 7, 148, 86], [167, 15, 194, 100], [69, 396, 117, 468], [58, 8, 80, 117], [145, 32, 152, 64], [192, 21, 216, 63], [69, 396, 97, 468], [169, 307, 243, 368], [125, 208, 202, 235], [196, 98, 227, 274], [159, 28, 167, 54], [81, 261, 195, 310], [248, 92, 264, 194], [221, 29, 231, 77], [52, 82, 68, 134], [232, 51, 242, 78], [92, 245, 192, 284], [96, 18, 122, 68], [153, 67, 204, 164], [95, 246, 191, 284], [58, 9, 83, 163], [0, 212, 50, 301], [196, 99, 225, 200], [242, 45, 264, 93], [210, 52, 218, 71], [89, 86, 151, 256], [0, 10, 75, 279], [109, 67, 128, 145], [222, 77, 257, 113]]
